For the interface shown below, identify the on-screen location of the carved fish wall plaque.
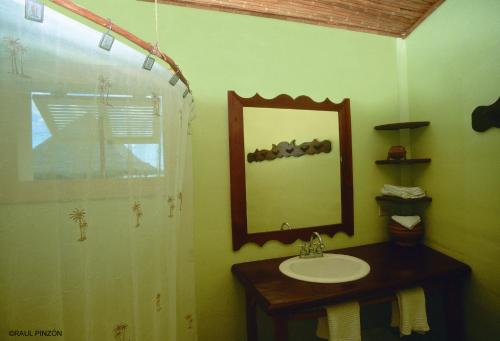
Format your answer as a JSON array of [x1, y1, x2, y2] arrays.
[[247, 139, 331, 163]]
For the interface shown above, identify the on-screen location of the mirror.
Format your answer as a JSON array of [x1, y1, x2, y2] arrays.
[[244, 107, 341, 232], [228, 91, 353, 250]]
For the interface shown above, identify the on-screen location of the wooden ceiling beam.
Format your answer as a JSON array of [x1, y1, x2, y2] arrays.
[[140, 0, 444, 38]]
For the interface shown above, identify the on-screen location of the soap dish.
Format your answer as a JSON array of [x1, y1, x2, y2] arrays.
[[388, 219, 424, 247]]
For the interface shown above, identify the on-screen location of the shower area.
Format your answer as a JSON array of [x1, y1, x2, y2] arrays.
[[0, 1, 197, 340]]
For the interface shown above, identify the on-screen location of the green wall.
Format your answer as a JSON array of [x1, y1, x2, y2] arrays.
[[405, 0, 500, 339], [63, 1, 401, 339], [181, 9, 400, 339]]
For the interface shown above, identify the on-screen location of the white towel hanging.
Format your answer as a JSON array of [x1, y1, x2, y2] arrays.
[[391, 287, 430, 336]]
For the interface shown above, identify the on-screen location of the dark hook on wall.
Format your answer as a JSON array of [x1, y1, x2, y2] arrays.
[[471, 97, 500, 132], [247, 139, 332, 163]]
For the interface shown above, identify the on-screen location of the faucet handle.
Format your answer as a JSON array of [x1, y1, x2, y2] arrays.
[[298, 241, 310, 257], [313, 239, 324, 248], [313, 241, 325, 255]]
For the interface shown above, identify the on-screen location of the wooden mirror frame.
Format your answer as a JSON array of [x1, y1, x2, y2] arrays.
[[228, 91, 354, 251]]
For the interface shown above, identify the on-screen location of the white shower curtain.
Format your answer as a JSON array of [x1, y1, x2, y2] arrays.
[[0, 1, 197, 340]]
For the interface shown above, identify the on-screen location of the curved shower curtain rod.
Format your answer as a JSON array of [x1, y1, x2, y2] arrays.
[[51, 0, 190, 92]]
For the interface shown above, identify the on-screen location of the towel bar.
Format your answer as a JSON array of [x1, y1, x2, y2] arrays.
[[288, 295, 397, 321]]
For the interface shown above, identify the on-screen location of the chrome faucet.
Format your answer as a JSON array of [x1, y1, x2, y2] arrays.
[[299, 232, 325, 258]]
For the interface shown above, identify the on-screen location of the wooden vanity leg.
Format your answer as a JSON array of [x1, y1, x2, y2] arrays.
[[272, 315, 288, 341], [245, 291, 258, 341], [444, 282, 465, 341]]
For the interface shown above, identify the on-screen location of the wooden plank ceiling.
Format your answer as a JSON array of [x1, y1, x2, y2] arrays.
[[142, 0, 445, 38]]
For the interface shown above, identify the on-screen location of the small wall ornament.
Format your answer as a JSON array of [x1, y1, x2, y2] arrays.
[[69, 208, 88, 242]]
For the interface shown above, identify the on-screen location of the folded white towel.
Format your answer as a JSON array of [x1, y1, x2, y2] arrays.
[[382, 185, 425, 197], [391, 287, 430, 336], [383, 184, 424, 194], [391, 215, 421, 230], [381, 184, 426, 199], [316, 301, 361, 341]]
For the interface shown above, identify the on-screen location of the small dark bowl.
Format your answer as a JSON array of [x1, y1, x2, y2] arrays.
[[387, 145, 407, 160]]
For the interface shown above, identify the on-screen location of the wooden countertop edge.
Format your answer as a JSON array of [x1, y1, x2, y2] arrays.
[[231, 242, 471, 314], [263, 272, 470, 314]]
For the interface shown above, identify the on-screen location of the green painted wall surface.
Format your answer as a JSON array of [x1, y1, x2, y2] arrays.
[[38, 1, 403, 340], [244, 108, 341, 232], [406, 0, 500, 339]]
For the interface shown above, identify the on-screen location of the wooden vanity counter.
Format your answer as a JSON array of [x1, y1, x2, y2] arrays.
[[232, 242, 470, 341]]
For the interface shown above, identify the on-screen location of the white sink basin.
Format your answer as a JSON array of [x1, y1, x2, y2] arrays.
[[279, 253, 370, 284]]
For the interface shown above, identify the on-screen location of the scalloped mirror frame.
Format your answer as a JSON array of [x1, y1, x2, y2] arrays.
[[228, 91, 354, 250]]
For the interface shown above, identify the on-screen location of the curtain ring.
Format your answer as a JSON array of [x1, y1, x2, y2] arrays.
[[106, 18, 112, 32], [151, 42, 159, 55]]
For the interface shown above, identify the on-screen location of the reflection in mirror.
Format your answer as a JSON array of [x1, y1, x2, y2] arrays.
[[228, 92, 353, 250], [244, 108, 341, 233]]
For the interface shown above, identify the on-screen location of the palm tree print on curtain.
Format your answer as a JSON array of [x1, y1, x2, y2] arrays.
[[69, 208, 88, 241], [132, 201, 143, 227], [113, 323, 129, 341], [3, 36, 28, 77]]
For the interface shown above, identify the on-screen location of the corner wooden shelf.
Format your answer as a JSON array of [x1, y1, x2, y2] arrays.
[[375, 195, 432, 203], [374, 121, 432, 214], [374, 121, 430, 130], [375, 158, 431, 165]]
